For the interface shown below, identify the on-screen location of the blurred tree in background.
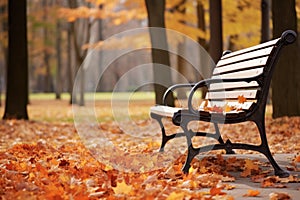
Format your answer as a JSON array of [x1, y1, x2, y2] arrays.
[[0, 0, 299, 117], [145, 0, 174, 106], [3, 0, 29, 119], [272, 0, 300, 117]]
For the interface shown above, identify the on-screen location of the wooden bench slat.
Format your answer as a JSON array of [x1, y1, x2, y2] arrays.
[[221, 38, 279, 59], [150, 105, 181, 117], [205, 89, 258, 100], [212, 67, 264, 79], [226, 101, 255, 110], [217, 47, 273, 67], [199, 101, 255, 111], [209, 81, 259, 91], [213, 56, 268, 75]]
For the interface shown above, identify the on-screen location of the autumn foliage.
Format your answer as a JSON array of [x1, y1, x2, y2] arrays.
[[0, 107, 300, 199]]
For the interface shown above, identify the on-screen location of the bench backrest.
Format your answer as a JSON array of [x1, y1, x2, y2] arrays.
[[204, 30, 297, 112]]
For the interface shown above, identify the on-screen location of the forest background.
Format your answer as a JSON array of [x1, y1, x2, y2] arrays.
[[0, 0, 299, 110]]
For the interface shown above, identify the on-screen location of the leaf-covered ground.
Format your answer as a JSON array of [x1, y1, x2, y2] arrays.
[[0, 100, 299, 199]]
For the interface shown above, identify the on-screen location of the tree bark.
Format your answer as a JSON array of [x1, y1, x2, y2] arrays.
[[145, 0, 174, 106], [0, 2, 8, 107], [0, 48, 6, 108], [42, 0, 52, 93], [67, 23, 74, 104], [3, 0, 29, 120], [272, 0, 300, 117], [197, 1, 207, 49], [261, 0, 270, 43], [67, 0, 94, 106], [55, 20, 62, 100], [209, 0, 223, 63], [197, 1, 209, 98]]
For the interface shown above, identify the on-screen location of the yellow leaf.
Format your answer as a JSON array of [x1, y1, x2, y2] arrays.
[[112, 180, 132, 195], [166, 191, 185, 200], [104, 164, 113, 171], [188, 165, 196, 174], [224, 104, 234, 112], [59, 174, 70, 184]]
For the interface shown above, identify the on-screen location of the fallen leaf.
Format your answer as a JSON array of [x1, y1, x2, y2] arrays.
[[112, 180, 133, 195], [166, 191, 185, 200], [210, 187, 226, 196], [241, 159, 260, 177], [269, 192, 291, 200], [243, 189, 260, 197], [1, 104, 300, 199], [238, 95, 247, 104], [224, 104, 234, 112]]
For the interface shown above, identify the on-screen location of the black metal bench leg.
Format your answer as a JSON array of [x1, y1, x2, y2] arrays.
[[182, 145, 199, 174], [255, 120, 290, 178], [153, 115, 175, 152], [180, 120, 199, 174], [214, 123, 235, 154]]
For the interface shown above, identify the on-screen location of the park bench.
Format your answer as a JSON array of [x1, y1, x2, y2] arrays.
[[150, 30, 297, 178]]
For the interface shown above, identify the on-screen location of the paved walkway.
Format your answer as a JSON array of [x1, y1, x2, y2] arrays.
[[216, 154, 300, 199]]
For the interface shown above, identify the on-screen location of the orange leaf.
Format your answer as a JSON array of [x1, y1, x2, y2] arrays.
[[261, 176, 278, 188], [294, 154, 300, 162], [240, 159, 260, 177], [238, 95, 247, 104], [243, 189, 260, 197], [210, 187, 226, 196]]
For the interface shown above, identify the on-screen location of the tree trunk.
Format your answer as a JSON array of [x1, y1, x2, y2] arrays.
[[272, 0, 300, 117], [79, 62, 85, 106], [197, 1, 207, 48], [0, 65, 2, 107], [197, 1, 209, 98], [261, 0, 271, 104], [0, 48, 6, 108], [67, 24, 74, 104], [145, 0, 174, 106], [261, 0, 270, 43], [67, 0, 93, 106], [176, 41, 188, 100], [3, 0, 29, 120], [43, 0, 52, 93], [0, 2, 8, 107], [55, 20, 62, 100], [209, 0, 223, 63]]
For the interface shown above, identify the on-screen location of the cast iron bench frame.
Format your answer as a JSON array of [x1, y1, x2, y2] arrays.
[[150, 30, 297, 178]]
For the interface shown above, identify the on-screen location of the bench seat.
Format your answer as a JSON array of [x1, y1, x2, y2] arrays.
[[151, 100, 255, 118]]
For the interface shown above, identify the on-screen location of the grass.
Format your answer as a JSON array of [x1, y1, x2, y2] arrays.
[[0, 92, 156, 123], [28, 92, 155, 101]]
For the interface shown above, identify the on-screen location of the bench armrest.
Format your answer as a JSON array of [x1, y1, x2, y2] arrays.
[[162, 83, 196, 105], [187, 76, 260, 115]]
